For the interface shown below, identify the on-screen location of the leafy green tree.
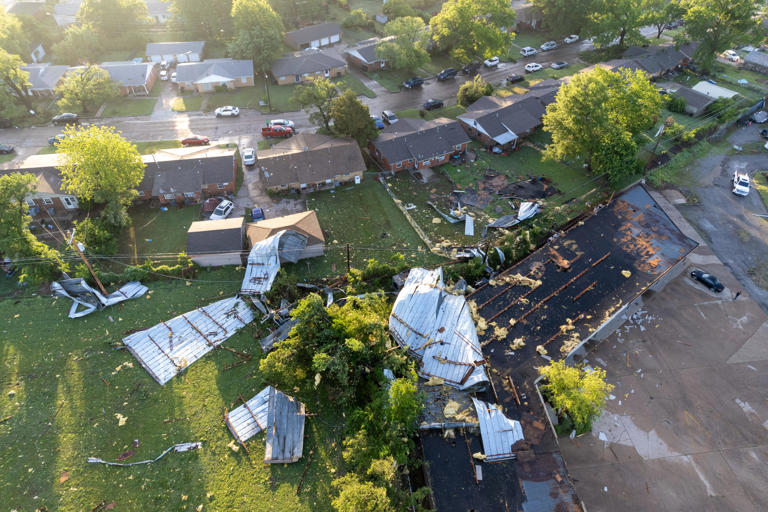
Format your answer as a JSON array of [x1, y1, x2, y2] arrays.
[[170, 0, 232, 38], [383, 0, 417, 18], [227, 28, 283, 74], [430, 0, 516, 62], [457, 74, 493, 107], [56, 125, 145, 228], [79, 0, 149, 36], [329, 89, 379, 147], [346, 255, 408, 295], [538, 359, 614, 433], [343, 9, 370, 29], [0, 11, 30, 57], [591, 129, 641, 185], [642, 0, 685, 38], [0, 173, 68, 284], [377, 16, 431, 71], [292, 77, 339, 130], [73, 217, 119, 255], [530, 0, 592, 36], [331, 474, 393, 512], [268, 0, 324, 28], [52, 24, 102, 65], [542, 67, 661, 175], [0, 49, 32, 111], [677, 0, 760, 71], [586, 0, 645, 48], [232, 0, 284, 33], [55, 66, 119, 114]]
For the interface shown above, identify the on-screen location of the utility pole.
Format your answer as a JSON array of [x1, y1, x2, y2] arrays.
[[68, 231, 108, 295], [644, 121, 667, 177]]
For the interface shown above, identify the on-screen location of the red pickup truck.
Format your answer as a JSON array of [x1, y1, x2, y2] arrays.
[[261, 125, 293, 138]]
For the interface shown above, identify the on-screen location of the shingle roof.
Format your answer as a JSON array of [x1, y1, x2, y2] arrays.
[[246, 210, 325, 246], [7, 1, 44, 15], [175, 59, 253, 84], [53, 1, 80, 17], [186, 217, 244, 254], [673, 85, 714, 110], [92, 61, 154, 87], [285, 22, 341, 46], [344, 36, 394, 64], [621, 43, 698, 76], [142, 149, 234, 195], [372, 117, 471, 164], [21, 64, 69, 91], [145, 41, 205, 56], [270, 52, 346, 77], [744, 50, 768, 68], [257, 134, 365, 188]]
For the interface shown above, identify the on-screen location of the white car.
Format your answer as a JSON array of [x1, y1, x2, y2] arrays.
[[564, 34, 579, 44], [242, 147, 256, 166], [520, 46, 538, 57], [159, 69, 168, 81], [723, 50, 739, 62], [540, 41, 558, 51], [732, 171, 750, 196], [551, 61, 568, 70], [269, 118, 295, 129], [171, 72, 177, 83], [484, 56, 500, 67], [524, 63, 543, 73], [215, 106, 240, 117], [209, 199, 234, 220]]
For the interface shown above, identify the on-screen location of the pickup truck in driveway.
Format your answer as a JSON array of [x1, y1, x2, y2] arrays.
[[261, 125, 293, 138]]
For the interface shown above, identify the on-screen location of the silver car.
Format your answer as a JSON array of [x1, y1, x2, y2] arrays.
[[242, 147, 256, 166]]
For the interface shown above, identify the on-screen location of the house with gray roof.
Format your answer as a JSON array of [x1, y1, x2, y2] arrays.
[[620, 43, 698, 78], [6, 1, 44, 16], [743, 50, 768, 75], [21, 63, 69, 96], [344, 36, 394, 71], [53, 0, 79, 27], [285, 22, 341, 50], [271, 51, 347, 85], [145, 1, 170, 23], [175, 59, 254, 92], [98, 61, 159, 95], [673, 85, 715, 116], [369, 118, 471, 172], [145, 41, 205, 63]]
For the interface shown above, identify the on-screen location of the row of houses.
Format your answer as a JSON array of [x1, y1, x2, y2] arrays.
[[52, 0, 171, 26]]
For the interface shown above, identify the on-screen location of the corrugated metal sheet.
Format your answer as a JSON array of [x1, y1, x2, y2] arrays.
[[225, 386, 271, 443], [241, 230, 307, 295], [389, 268, 488, 390], [123, 296, 254, 385], [51, 278, 148, 318], [472, 397, 524, 462]]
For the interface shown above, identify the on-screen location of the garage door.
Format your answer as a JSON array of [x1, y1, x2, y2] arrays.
[[311, 39, 320, 48], [330, 34, 340, 43], [320, 37, 329, 46]]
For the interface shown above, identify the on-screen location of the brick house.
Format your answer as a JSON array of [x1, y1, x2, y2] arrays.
[[270, 52, 347, 85], [68, 62, 159, 96], [146, 41, 205, 63], [285, 22, 342, 50], [21, 63, 69, 96], [368, 118, 470, 172], [344, 37, 394, 71], [175, 59, 254, 93], [0, 155, 79, 219]]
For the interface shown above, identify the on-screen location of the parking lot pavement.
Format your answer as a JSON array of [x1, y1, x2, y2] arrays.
[[559, 244, 768, 512]]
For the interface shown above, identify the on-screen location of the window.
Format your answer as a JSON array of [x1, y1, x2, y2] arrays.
[[325, 179, 332, 184], [217, 183, 225, 189], [164, 193, 174, 200], [62, 196, 78, 209], [25, 199, 35, 207], [280, 76, 286, 81], [395, 162, 402, 169], [183, 192, 196, 198], [202, 82, 212, 91], [295, 75, 300, 83], [455, 144, 463, 150], [421, 160, 430, 166], [42, 197, 54, 205]]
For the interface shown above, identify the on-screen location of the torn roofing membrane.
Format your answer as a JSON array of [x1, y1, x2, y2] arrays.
[[123, 296, 254, 385], [241, 230, 308, 295], [51, 278, 148, 318], [472, 397, 524, 462], [389, 267, 489, 390]]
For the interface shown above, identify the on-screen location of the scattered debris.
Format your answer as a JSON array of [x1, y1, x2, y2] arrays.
[[482, 202, 541, 236], [241, 230, 308, 295], [51, 279, 148, 318], [88, 442, 201, 466], [59, 471, 69, 483], [472, 397, 524, 462]]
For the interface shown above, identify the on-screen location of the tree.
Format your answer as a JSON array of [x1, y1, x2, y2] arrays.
[[430, 0, 516, 63], [585, 0, 646, 48], [79, 0, 149, 36], [0, 173, 68, 284], [56, 125, 145, 228], [377, 16, 431, 71], [343, 9, 370, 29], [170, 0, 232, 39], [530, 0, 592, 36], [52, 24, 102, 65], [227, 28, 282, 74], [542, 67, 661, 175], [329, 89, 379, 147], [331, 475, 393, 512], [591, 129, 641, 185], [678, 0, 760, 71], [232, 0, 284, 34], [457, 74, 493, 107], [538, 360, 614, 433], [383, 0, 417, 19], [0, 11, 30, 57], [642, 0, 685, 39], [292, 77, 339, 130], [55, 66, 119, 114], [0, 50, 33, 112], [268, 0, 324, 28]]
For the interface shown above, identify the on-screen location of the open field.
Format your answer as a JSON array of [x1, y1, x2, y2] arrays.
[[101, 98, 158, 118]]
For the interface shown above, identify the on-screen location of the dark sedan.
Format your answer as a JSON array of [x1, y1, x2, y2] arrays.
[[691, 270, 724, 293], [181, 135, 210, 146], [52, 113, 79, 125], [423, 99, 444, 111], [437, 68, 458, 81], [506, 74, 524, 84]]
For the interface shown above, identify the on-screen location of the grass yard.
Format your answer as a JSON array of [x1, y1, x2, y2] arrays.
[[0, 273, 343, 511], [101, 98, 158, 118], [419, 54, 458, 76], [333, 74, 376, 98], [753, 171, 768, 209], [292, 178, 445, 280], [171, 95, 204, 112], [37, 145, 57, 155], [118, 204, 202, 262], [364, 69, 413, 93], [207, 79, 300, 113], [132, 140, 182, 154], [396, 104, 466, 121], [0, 152, 16, 163], [511, 31, 552, 50]]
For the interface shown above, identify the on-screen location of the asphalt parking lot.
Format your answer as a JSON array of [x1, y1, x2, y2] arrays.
[[559, 242, 768, 511]]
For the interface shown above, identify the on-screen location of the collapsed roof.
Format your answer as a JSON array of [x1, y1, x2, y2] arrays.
[[51, 279, 148, 318], [241, 230, 308, 295], [471, 397, 524, 462], [123, 296, 254, 385], [389, 267, 488, 390]]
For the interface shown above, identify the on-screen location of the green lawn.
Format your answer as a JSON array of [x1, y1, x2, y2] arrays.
[[119, 204, 202, 261], [37, 145, 57, 155], [752, 170, 768, 208], [511, 31, 552, 50], [419, 54, 459, 76], [0, 152, 15, 163], [257, 140, 272, 150], [133, 140, 182, 154], [364, 69, 413, 93], [171, 96, 204, 112], [396, 104, 466, 121], [207, 79, 300, 113], [101, 98, 157, 118], [0, 273, 342, 511], [293, 178, 444, 280], [333, 74, 376, 98]]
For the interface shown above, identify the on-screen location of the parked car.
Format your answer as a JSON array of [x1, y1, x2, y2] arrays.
[[381, 110, 398, 125], [52, 113, 79, 125], [181, 134, 210, 146], [402, 76, 424, 89], [251, 207, 264, 221], [261, 125, 293, 138], [462, 61, 481, 75], [483, 56, 500, 68], [48, 133, 66, 146], [732, 171, 750, 196], [520, 46, 538, 57], [551, 61, 568, 70], [524, 63, 543, 73], [171, 71, 177, 83], [760, 128, 768, 139], [215, 105, 240, 117], [423, 98, 444, 111], [723, 50, 739, 62], [242, 147, 256, 166], [564, 34, 579, 44], [506, 74, 524, 84], [437, 68, 458, 81], [159, 69, 168, 81], [0, 143, 13, 154], [371, 114, 385, 129], [751, 110, 768, 123], [209, 199, 234, 220], [269, 118, 295, 129], [540, 41, 557, 51], [690, 270, 724, 293]]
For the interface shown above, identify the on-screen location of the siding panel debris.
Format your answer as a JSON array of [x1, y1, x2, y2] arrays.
[[472, 397, 524, 462], [123, 296, 254, 385], [241, 230, 307, 295], [52, 278, 148, 318], [389, 267, 489, 390], [225, 386, 271, 444]]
